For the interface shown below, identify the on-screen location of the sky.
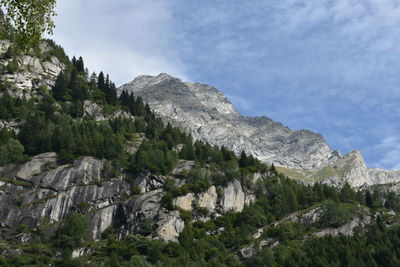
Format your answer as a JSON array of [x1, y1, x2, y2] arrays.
[[52, 0, 400, 170]]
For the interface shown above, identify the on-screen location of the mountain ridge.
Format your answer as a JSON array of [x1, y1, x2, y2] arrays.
[[118, 73, 400, 187]]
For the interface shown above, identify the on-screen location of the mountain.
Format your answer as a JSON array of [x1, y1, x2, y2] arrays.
[[118, 73, 400, 188], [119, 74, 339, 170], [1, 39, 400, 266]]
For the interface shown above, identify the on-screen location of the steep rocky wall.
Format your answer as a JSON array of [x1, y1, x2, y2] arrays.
[[0, 40, 65, 99]]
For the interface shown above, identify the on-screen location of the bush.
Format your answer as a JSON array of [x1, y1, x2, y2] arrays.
[[6, 58, 19, 73], [320, 201, 357, 227], [56, 212, 89, 249]]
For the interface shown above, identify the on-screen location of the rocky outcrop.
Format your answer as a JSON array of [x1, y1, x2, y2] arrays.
[[222, 179, 255, 212], [317, 150, 371, 188], [173, 193, 195, 211], [83, 100, 105, 121], [155, 211, 185, 242], [269, 206, 323, 229], [120, 189, 186, 242], [368, 169, 400, 186], [198, 186, 218, 212], [2, 152, 57, 180], [316, 150, 400, 188], [134, 173, 165, 194], [0, 154, 129, 240], [0, 152, 266, 243], [173, 178, 258, 218], [315, 214, 371, 237], [83, 100, 135, 122], [0, 120, 19, 133], [89, 205, 117, 239], [0, 40, 65, 99]]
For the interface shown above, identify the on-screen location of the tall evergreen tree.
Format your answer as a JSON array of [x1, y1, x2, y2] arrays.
[[53, 72, 69, 101], [97, 71, 105, 91], [76, 56, 84, 72]]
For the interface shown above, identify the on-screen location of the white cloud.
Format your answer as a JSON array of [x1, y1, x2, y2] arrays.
[[51, 0, 188, 85], [50, 0, 400, 169]]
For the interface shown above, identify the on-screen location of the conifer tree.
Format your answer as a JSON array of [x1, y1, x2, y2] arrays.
[[53, 72, 69, 101], [76, 56, 84, 72]]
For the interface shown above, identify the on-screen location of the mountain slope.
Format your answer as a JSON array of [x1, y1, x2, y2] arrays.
[[119, 73, 400, 188], [119, 74, 341, 170]]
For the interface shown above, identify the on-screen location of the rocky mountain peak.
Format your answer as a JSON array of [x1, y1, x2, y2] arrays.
[[118, 73, 400, 187], [120, 73, 239, 117], [118, 73, 339, 170]]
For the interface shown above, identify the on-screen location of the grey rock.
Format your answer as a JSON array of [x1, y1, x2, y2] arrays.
[[238, 245, 255, 259], [0, 120, 19, 133], [125, 133, 146, 155], [0, 154, 129, 238], [0, 40, 11, 55], [173, 193, 195, 211], [155, 210, 185, 242], [27, 157, 104, 191], [0, 48, 65, 99], [118, 73, 340, 170], [315, 214, 371, 237], [2, 152, 57, 180], [271, 207, 323, 227], [72, 248, 91, 259], [222, 179, 254, 213], [198, 186, 218, 212], [83, 100, 105, 121], [89, 205, 117, 240], [171, 160, 195, 175], [319, 150, 371, 188], [134, 173, 165, 194], [368, 168, 400, 185], [131, 189, 164, 221], [82, 100, 135, 122]]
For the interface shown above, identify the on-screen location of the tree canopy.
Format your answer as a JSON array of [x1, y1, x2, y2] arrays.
[[0, 0, 57, 47]]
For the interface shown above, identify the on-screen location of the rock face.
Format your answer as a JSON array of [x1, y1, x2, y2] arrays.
[[0, 40, 65, 99], [0, 153, 264, 243], [118, 74, 340, 170], [222, 179, 254, 212], [118, 73, 400, 188], [198, 186, 218, 212], [0, 155, 130, 235]]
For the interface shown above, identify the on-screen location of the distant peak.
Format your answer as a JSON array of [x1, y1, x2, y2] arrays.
[[157, 73, 173, 79]]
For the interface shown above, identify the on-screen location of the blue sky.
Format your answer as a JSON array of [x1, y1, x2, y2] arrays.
[[53, 0, 400, 170]]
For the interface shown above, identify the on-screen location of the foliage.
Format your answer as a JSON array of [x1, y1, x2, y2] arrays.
[[56, 212, 89, 250], [320, 201, 358, 227], [0, 0, 57, 48]]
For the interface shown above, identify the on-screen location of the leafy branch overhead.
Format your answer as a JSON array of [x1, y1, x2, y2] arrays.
[[0, 0, 57, 47]]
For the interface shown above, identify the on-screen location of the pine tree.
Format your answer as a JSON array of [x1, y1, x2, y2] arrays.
[[340, 182, 356, 203], [239, 150, 248, 168], [365, 191, 373, 208], [53, 72, 69, 101], [97, 71, 105, 91], [76, 56, 84, 72]]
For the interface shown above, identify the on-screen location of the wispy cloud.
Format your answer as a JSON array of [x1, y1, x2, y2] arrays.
[[53, 0, 400, 169]]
